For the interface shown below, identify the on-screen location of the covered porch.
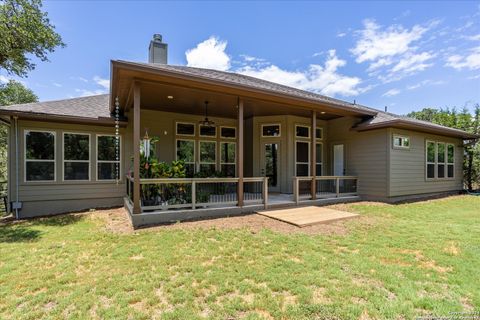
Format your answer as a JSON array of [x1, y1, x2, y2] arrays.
[[111, 61, 364, 226]]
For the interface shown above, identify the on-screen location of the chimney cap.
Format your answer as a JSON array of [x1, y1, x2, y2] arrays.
[[153, 34, 163, 42]]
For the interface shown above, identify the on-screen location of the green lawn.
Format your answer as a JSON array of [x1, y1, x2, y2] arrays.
[[1, 196, 479, 319]]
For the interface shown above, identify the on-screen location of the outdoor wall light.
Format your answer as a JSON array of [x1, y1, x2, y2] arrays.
[[167, 95, 174, 99]]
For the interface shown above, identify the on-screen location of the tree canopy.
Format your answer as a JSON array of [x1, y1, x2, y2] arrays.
[[0, 79, 38, 106], [0, 0, 64, 77]]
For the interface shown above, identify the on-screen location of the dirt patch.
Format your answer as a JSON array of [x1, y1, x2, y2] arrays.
[[137, 212, 370, 236], [443, 242, 461, 256], [398, 249, 452, 273], [89, 208, 134, 234], [311, 286, 332, 304]]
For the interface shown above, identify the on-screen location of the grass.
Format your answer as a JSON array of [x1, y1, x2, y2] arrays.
[[0, 196, 479, 319]]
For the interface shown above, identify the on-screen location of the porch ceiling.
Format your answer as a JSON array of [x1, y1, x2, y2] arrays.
[[132, 81, 341, 120], [111, 60, 372, 120]]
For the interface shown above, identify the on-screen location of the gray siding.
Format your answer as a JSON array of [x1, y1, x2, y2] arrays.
[[327, 117, 388, 198], [10, 120, 126, 218], [388, 128, 463, 197]]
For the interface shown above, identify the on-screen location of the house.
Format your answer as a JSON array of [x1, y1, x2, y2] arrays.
[[0, 35, 478, 227]]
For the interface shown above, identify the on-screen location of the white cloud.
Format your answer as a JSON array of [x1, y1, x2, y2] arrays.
[[390, 52, 435, 74], [466, 34, 480, 41], [445, 46, 480, 70], [93, 76, 110, 90], [351, 19, 439, 82], [186, 36, 230, 71], [337, 32, 347, 38], [0, 75, 8, 84], [351, 19, 428, 64], [75, 89, 106, 97], [382, 88, 400, 97], [406, 79, 445, 90], [239, 50, 366, 97], [52, 82, 62, 88]]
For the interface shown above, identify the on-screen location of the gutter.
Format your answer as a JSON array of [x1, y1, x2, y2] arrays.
[[352, 119, 480, 140]]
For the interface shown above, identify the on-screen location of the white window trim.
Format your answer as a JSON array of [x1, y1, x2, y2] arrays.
[[96, 134, 122, 181], [199, 124, 217, 138], [316, 127, 324, 141], [393, 134, 410, 149], [295, 124, 310, 139], [295, 140, 310, 176], [437, 142, 447, 179], [62, 132, 91, 182], [24, 129, 56, 183], [447, 143, 455, 179], [220, 126, 237, 139], [261, 123, 281, 138], [316, 142, 323, 176], [199, 140, 217, 172], [220, 141, 236, 175], [175, 138, 196, 172], [175, 121, 196, 137], [425, 140, 455, 181]]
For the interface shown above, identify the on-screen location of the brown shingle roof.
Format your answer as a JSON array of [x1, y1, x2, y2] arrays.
[[115, 61, 378, 115], [0, 94, 111, 120]]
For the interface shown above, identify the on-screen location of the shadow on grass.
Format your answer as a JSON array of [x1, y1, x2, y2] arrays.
[[34, 214, 85, 227], [0, 214, 86, 243], [0, 225, 43, 243]]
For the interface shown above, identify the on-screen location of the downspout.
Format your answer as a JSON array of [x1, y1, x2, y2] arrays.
[[14, 116, 19, 219]]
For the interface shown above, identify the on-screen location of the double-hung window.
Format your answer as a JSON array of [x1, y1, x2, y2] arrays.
[[220, 142, 236, 177], [296, 141, 310, 176], [25, 130, 56, 181], [97, 135, 121, 180], [176, 139, 195, 177], [199, 141, 216, 175], [63, 133, 90, 181], [426, 140, 455, 180]]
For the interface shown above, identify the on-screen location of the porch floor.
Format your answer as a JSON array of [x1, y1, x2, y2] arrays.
[[257, 206, 359, 227]]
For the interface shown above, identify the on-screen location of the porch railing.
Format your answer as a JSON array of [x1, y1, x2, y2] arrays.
[[293, 176, 358, 204], [126, 176, 268, 212]]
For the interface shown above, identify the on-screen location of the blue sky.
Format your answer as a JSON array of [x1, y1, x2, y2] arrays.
[[1, 1, 479, 115]]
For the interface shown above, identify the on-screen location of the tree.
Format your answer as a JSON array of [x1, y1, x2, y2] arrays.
[[0, 79, 38, 105], [0, 80, 38, 192], [0, 0, 64, 77], [407, 105, 480, 190]]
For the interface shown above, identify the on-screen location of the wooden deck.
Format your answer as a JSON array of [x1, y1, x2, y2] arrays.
[[257, 206, 359, 227]]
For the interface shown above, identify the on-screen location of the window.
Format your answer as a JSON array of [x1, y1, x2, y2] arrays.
[[176, 139, 195, 177], [199, 141, 216, 175], [97, 135, 121, 180], [262, 124, 281, 137], [176, 122, 195, 136], [393, 135, 410, 149], [316, 128, 323, 140], [220, 142, 236, 177], [426, 141, 436, 179], [63, 133, 90, 181], [295, 125, 310, 138], [25, 130, 56, 181], [316, 143, 323, 176], [220, 127, 236, 139], [437, 142, 446, 178], [447, 144, 455, 178], [425, 140, 454, 180], [296, 141, 309, 176], [199, 125, 216, 137]]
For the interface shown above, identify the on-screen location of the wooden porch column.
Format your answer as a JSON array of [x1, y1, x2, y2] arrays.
[[237, 99, 244, 207], [311, 110, 317, 200], [132, 82, 141, 214]]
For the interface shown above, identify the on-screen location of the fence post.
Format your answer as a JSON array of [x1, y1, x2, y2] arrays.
[[294, 177, 299, 205], [336, 177, 340, 198], [191, 181, 196, 209], [263, 177, 269, 209]]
